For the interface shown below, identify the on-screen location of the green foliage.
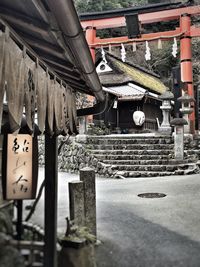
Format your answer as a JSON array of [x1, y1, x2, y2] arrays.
[[74, 0, 147, 13], [62, 225, 96, 244], [88, 122, 110, 135]]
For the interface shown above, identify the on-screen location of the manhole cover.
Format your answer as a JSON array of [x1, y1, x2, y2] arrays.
[[138, 193, 166, 198]]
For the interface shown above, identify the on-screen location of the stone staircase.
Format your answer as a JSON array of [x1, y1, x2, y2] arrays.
[[87, 134, 199, 178]]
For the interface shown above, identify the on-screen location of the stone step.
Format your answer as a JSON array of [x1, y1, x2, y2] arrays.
[[92, 144, 174, 150], [87, 134, 172, 140], [114, 170, 183, 178], [109, 164, 190, 172], [93, 154, 171, 160], [101, 159, 193, 165], [87, 138, 173, 145], [89, 149, 173, 156]]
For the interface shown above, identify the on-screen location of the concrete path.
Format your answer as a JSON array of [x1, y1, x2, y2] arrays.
[[24, 170, 200, 267]]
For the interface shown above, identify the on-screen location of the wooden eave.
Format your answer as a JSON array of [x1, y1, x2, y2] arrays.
[[0, 0, 104, 100]]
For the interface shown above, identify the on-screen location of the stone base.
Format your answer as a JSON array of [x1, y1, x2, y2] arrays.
[[58, 244, 96, 267], [158, 127, 171, 135], [75, 135, 87, 143]]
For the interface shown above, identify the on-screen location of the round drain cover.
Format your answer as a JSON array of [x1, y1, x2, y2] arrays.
[[138, 193, 166, 198]]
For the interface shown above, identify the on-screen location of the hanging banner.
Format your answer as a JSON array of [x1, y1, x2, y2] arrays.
[[2, 134, 38, 200]]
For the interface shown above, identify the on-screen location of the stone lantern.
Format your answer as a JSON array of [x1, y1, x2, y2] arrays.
[[178, 94, 195, 134], [158, 88, 174, 135], [170, 118, 188, 160]]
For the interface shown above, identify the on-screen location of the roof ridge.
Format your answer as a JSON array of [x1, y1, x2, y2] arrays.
[[106, 52, 160, 78]]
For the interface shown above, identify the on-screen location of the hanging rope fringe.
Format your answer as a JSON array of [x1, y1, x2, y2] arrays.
[[132, 42, 137, 52], [101, 46, 107, 63], [158, 39, 162, 49], [145, 41, 151, 61], [121, 43, 126, 62], [172, 37, 178, 58], [109, 44, 112, 53]]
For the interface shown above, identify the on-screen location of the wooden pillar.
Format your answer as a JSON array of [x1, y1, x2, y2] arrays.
[[180, 13, 195, 134], [85, 27, 97, 124], [16, 200, 23, 240], [85, 26, 96, 62], [44, 134, 58, 267]]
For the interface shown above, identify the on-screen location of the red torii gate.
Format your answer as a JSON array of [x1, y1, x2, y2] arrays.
[[81, 5, 200, 134]]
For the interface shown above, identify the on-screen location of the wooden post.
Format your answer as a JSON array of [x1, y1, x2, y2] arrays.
[[69, 181, 85, 227], [16, 200, 23, 240], [180, 13, 195, 134], [85, 26, 96, 62], [85, 26, 96, 124], [80, 167, 96, 237], [44, 134, 58, 267]]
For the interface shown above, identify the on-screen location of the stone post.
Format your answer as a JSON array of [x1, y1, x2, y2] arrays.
[[159, 89, 174, 135], [69, 181, 85, 227], [170, 118, 188, 160], [178, 94, 195, 134], [80, 167, 96, 237], [79, 117, 87, 135]]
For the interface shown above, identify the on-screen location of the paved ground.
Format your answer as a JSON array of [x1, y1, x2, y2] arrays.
[[24, 169, 200, 267]]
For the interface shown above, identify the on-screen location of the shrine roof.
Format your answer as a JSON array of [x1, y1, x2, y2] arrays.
[[97, 53, 167, 95]]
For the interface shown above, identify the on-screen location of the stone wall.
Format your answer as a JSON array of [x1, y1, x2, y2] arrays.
[[38, 134, 200, 177], [39, 136, 102, 174]]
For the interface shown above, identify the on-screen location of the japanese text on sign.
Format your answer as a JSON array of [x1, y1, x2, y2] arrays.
[[6, 134, 33, 199]]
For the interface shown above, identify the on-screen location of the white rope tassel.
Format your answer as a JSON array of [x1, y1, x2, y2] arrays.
[[101, 47, 107, 63], [121, 43, 126, 62], [172, 37, 178, 58], [145, 41, 151, 61], [109, 44, 112, 53], [132, 42, 137, 52], [158, 39, 162, 49]]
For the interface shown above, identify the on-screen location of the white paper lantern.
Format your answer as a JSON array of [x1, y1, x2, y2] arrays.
[[133, 111, 145, 126]]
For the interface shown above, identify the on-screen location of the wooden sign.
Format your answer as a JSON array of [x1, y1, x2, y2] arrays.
[[2, 134, 38, 200]]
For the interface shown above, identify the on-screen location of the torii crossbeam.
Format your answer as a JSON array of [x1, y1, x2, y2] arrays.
[[80, 3, 200, 134]]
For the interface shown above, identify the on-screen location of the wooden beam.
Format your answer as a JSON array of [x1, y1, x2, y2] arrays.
[[190, 25, 200, 37], [92, 28, 181, 47], [42, 57, 79, 74], [21, 34, 66, 60], [81, 5, 200, 29], [52, 66, 81, 81], [0, 7, 49, 37], [59, 75, 86, 88], [31, 0, 49, 23]]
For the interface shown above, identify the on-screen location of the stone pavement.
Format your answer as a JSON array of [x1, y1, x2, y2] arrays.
[[25, 170, 200, 267]]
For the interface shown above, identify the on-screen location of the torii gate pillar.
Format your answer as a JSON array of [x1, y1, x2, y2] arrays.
[[85, 27, 96, 123], [180, 13, 195, 134]]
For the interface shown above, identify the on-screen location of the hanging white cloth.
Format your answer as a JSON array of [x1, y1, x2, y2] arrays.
[[5, 38, 25, 133], [24, 55, 37, 133], [36, 66, 48, 134]]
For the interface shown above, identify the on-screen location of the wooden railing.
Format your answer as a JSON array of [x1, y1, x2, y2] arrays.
[[143, 118, 158, 131], [10, 239, 44, 267]]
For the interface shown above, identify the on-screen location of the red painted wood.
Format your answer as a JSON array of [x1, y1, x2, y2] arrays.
[[81, 6, 200, 30]]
